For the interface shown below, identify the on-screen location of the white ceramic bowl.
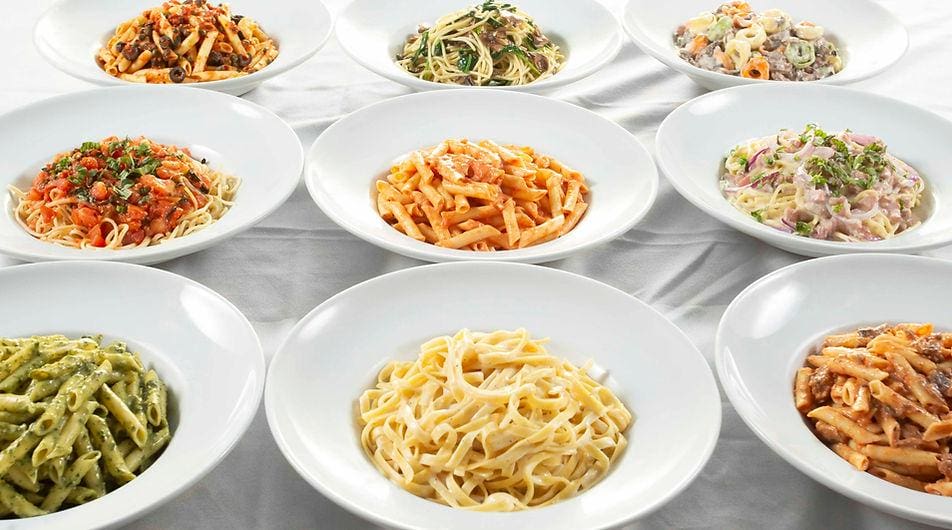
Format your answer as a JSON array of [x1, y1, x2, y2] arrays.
[[305, 89, 658, 263], [622, 0, 907, 91], [34, 0, 333, 96], [0, 86, 302, 265], [655, 83, 952, 257], [335, 0, 622, 92], [717, 253, 952, 528], [266, 261, 720, 530], [0, 260, 264, 530]]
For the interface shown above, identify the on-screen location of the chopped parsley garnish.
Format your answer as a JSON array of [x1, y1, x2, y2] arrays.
[[80, 141, 100, 154], [68, 166, 90, 186], [135, 142, 151, 156], [53, 157, 71, 173], [480, 1, 513, 12], [795, 221, 813, 236], [113, 178, 136, 200], [735, 155, 748, 168], [73, 189, 91, 203], [750, 210, 764, 222], [108, 139, 129, 154], [805, 139, 888, 195], [800, 123, 830, 146], [136, 157, 161, 176], [832, 203, 844, 213]]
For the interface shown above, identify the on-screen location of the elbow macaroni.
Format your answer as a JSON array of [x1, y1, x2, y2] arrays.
[[0, 335, 172, 519]]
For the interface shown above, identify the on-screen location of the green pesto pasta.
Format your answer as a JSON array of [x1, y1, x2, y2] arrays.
[[0, 334, 172, 519]]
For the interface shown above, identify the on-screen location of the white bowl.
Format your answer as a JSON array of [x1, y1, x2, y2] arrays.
[[655, 83, 952, 257], [717, 253, 952, 528], [335, 0, 622, 92], [622, 0, 908, 91], [34, 0, 333, 96], [266, 261, 720, 530], [0, 260, 264, 529], [0, 85, 302, 265], [305, 89, 658, 263]]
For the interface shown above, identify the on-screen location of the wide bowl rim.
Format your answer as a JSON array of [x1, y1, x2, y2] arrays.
[[265, 260, 722, 530]]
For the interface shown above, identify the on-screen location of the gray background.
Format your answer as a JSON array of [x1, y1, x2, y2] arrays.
[[4, 1, 950, 528]]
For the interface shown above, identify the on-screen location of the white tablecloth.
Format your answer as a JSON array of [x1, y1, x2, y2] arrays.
[[4, 1, 952, 528]]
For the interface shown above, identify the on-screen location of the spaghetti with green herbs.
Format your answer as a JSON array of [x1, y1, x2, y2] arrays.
[[396, 1, 564, 86]]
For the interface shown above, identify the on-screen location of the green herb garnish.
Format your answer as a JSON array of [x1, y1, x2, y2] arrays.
[[412, 30, 429, 60], [80, 141, 100, 154], [457, 51, 476, 72]]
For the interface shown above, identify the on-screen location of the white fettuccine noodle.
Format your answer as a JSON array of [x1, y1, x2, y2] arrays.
[[358, 328, 633, 511]]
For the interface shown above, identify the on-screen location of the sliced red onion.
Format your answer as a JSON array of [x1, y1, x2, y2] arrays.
[[846, 133, 879, 146], [813, 146, 835, 160], [849, 205, 881, 220], [746, 147, 770, 172], [774, 224, 795, 234], [794, 142, 816, 160]]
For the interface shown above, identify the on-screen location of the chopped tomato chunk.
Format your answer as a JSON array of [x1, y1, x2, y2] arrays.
[[117, 204, 148, 225], [147, 217, 169, 236], [123, 229, 145, 246], [71, 206, 100, 228], [79, 157, 100, 170], [87, 223, 107, 247], [90, 181, 110, 201], [40, 205, 55, 222]]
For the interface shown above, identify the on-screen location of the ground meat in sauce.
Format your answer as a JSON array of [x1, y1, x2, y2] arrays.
[[858, 325, 889, 339], [809, 365, 833, 401], [940, 454, 952, 480], [814, 421, 845, 444], [916, 335, 947, 363], [930, 369, 952, 398]]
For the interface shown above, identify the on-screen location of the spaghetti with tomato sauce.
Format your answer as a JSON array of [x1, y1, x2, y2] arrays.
[[8, 136, 239, 249]]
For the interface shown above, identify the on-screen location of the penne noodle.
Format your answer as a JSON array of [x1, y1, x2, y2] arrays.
[[869, 466, 928, 492], [807, 406, 884, 444], [831, 443, 869, 470], [374, 139, 589, 251], [97, 2, 277, 84]]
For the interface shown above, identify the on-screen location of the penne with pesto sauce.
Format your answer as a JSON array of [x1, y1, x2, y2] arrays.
[[0, 334, 172, 519]]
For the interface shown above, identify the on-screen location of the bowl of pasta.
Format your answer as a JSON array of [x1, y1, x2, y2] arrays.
[[717, 253, 952, 528], [335, 0, 623, 92], [34, 0, 333, 96], [266, 261, 721, 530], [622, 0, 908, 90], [655, 83, 952, 257], [0, 260, 264, 528], [0, 85, 302, 265], [304, 89, 658, 263]]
